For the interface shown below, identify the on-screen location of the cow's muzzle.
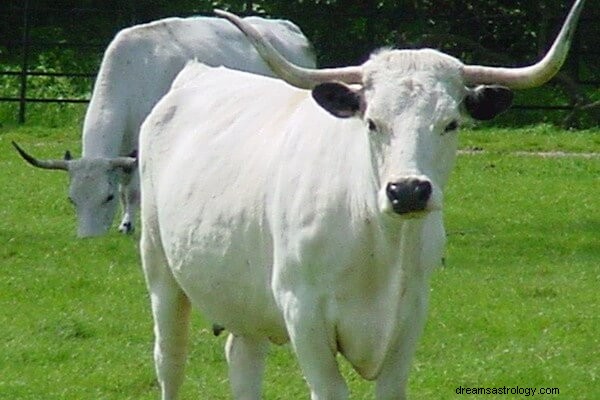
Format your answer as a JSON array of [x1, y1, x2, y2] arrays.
[[386, 178, 432, 215]]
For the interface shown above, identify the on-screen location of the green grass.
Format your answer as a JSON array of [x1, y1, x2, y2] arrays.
[[460, 123, 600, 154], [0, 123, 598, 399]]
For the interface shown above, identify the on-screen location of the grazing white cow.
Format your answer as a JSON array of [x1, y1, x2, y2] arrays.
[[12, 15, 315, 237], [139, 2, 585, 399]]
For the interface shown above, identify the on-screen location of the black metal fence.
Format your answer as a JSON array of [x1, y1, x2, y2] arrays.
[[0, 2, 135, 123], [1, 2, 598, 124]]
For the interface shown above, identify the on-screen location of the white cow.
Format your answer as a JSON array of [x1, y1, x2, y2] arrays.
[[12, 15, 315, 237], [139, 2, 585, 399]]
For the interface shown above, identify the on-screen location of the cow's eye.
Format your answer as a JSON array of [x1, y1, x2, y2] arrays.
[[443, 120, 459, 134], [367, 118, 377, 132], [105, 194, 115, 203]]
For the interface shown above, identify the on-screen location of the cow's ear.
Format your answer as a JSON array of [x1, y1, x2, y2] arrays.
[[464, 85, 513, 120], [312, 82, 363, 118]]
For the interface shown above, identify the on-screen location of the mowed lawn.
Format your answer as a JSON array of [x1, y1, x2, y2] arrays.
[[0, 124, 598, 399]]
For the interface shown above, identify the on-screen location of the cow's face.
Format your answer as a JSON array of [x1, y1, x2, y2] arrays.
[[67, 159, 135, 237], [312, 50, 513, 218], [66, 160, 119, 236]]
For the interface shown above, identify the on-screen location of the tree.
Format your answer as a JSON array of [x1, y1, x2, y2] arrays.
[[1, 0, 597, 127]]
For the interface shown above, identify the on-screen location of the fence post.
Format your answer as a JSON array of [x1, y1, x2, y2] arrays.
[[18, 0, 30, 124]]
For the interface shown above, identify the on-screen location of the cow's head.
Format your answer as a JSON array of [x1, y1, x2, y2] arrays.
[[296, 54, 513, 217], [308, 53, 515, 217], [217, 1, 583, 218], [12, 142, 136, 237]]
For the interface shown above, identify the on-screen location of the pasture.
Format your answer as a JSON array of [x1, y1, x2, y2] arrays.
[[0, 122, 598, 399]]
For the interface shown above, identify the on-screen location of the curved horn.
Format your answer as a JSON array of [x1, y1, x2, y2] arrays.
[[463, 0, 586, 89], [12, 141, 69, 171], [109, 157, 137, 173], [214, 9, 363, 89]]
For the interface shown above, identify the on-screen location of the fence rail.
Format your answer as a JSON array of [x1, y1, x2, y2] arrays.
[[1, 3, 598, 124]]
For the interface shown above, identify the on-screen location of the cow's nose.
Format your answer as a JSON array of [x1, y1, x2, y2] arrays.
[[386, 178, 432, 214]]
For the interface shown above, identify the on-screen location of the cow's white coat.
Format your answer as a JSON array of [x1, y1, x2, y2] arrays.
[[140, 49, 465, 399], [59, 16, 315, 236]]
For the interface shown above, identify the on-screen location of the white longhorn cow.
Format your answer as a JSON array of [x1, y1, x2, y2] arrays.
[[139, 2, 585, 399], [12, 15, 315, 237]]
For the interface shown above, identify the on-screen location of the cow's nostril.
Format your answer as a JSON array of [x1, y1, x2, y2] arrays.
[[414, 181, 432, 202]]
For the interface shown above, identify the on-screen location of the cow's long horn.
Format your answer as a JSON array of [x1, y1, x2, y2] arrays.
[[214, 9, 363, 89], [12, 141, 69, 171], [463, 0, 586, 89], [109, 157, 137, 172]]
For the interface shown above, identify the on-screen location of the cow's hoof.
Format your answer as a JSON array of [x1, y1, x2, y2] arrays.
[[118, 221, 134, 234]]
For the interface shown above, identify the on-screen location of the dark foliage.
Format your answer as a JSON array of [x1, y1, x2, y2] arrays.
[[1, 0, 598, 127]]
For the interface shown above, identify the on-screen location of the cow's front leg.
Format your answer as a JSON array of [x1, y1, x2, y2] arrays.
[[225, 333, 269, 400], [374, 288, 429, 400], [118, 170, 139, 234], [281, 293, 348, 400]]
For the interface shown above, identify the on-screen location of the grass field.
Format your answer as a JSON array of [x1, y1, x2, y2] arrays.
[[0, 122, 598, 399]]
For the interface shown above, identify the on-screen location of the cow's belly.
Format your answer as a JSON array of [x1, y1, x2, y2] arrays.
[[166, 227, 287, 343], [159, 212, 288, 343]]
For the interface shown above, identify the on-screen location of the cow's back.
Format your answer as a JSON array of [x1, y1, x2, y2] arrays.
[[151, 16, 316, 74], [82, 16, 315, 157]]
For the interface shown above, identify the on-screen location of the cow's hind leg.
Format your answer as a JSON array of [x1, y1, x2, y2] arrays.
[[141, 231, 191, 400], [225, 333, 269, 400], [118, 170, 139, 234]]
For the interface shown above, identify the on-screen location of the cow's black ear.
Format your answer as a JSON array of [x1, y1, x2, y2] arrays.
[[312, 82, 362, 118], [464, 85, 513, 120]]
